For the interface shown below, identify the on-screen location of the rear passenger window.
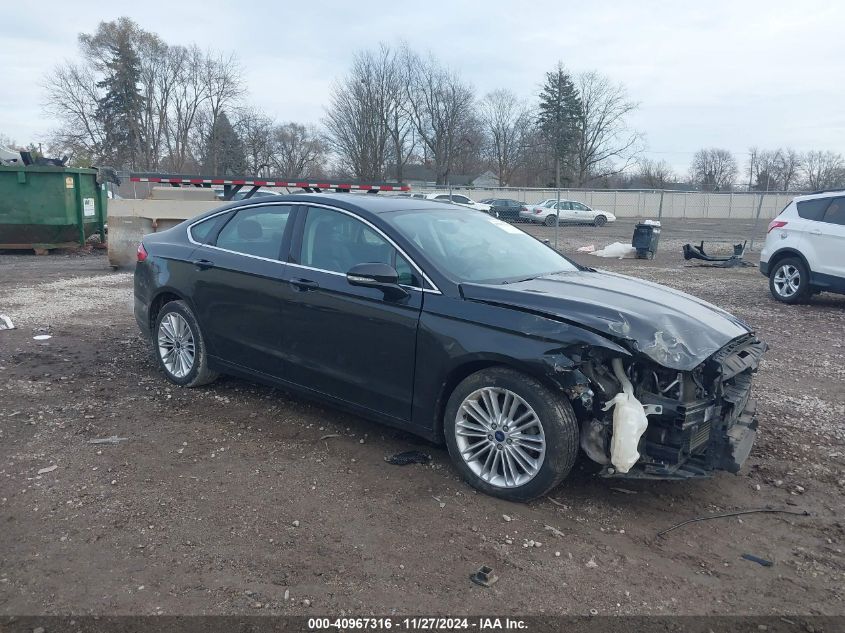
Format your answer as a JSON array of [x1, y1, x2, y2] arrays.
[[796, 198, 830, 221], [215, 205, 291, 259], [822, 197, 845, 226], [190, 215, 223, 244]]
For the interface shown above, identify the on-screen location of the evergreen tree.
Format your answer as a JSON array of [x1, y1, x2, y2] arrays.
[[95, 29, 143, 169], [203, 112, 246, 176], [537, 63, 581, 188]]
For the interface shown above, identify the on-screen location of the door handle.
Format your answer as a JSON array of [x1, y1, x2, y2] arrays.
[[290, 277, 319, 291], [192, 259, 215, 270]]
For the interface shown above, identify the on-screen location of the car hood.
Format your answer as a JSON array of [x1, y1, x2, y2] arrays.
[[460, 270, 753, 370]]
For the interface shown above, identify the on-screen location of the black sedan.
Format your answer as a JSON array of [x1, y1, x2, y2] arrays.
[[480, 198, 528, 221], [134, 194, 766, 501]]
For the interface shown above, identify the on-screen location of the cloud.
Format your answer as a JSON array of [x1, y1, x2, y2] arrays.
[[2, 0, 843, 174]]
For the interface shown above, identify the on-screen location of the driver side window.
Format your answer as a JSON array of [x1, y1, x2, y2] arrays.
[[299, 207, 422, 286]]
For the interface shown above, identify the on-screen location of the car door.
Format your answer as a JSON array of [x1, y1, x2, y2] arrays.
[[190, 203, 295, 378], [279, 205, 424, 421], [571, 201, 591, 223], [813, 196, 845, 279], [554, 201, 574, 222]]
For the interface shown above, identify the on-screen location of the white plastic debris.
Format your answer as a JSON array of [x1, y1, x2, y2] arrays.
[[37, 465, 58, 475], [0, 314, 14, 330], [590, 242, 637, 259], [576, 244, 596, 253], [33, 334, 52, 341], [643, 219, 661, 226], [602, 358, 658, 473]]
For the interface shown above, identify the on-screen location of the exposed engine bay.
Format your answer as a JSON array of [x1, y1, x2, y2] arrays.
[[573, 335, 767, 479]]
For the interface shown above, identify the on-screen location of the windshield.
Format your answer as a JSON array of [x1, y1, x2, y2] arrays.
[[387, 208, 579, 283]]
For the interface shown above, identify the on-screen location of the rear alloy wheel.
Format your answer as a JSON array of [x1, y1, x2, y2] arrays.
[[544, 215, 557, 227], [444, 367, 578, 502], [593, 215, 607, 227], [154, 300, 219, 387], [769, 257, 811, 304]]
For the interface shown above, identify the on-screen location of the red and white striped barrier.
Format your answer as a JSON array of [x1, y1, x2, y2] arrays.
[[129, 175, 410, 192]]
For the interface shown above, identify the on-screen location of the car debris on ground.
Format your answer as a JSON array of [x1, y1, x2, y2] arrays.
[[384, 450, 431, 465], [683, 241, 754, 268], [0, 314, 14, 330], [469, 565, 498, 588], [87, 436, 129, 445], [741, 553, 774, 567], [657, 507, 811, 538]]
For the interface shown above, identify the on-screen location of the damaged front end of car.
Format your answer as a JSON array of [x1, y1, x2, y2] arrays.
[[572, 335, 767, 479]]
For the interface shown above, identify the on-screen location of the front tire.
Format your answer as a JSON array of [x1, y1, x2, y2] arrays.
[[769, 257, 811, 304], [593, 215, 607, 227], [154, 300, 219, 387], [443, 367, 579, 502]]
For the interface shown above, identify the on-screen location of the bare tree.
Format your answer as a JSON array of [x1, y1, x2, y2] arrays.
[[235, 107, 275, 176], [43, 19, 244, 174], [635, 158, 675, 188], [272, 123, 328, 178], [479, 89, 531, 186], [199, 52, 244, 176], [403, 51, 476, 185], [43, 62, 105, 164], [324, 49, 394, 181], [162, 45, 208, 172], [775, 148, 801, 191], [689, 148, 738, 191], [573, 71, 642, 185], [802, 150, 845, 190]]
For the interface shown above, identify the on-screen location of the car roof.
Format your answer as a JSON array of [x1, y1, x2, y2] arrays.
[[205, 192, 454, 220], [792, 189, 845, 202]]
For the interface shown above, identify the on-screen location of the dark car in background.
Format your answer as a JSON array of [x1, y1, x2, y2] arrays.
[[480, 198, 528, 222], [134, 194, 766, 501]]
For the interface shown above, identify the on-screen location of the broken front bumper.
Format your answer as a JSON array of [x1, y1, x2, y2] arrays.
[[601, 336, 766, 480]]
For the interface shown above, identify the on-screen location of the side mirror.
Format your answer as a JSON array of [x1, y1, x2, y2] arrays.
[[346, 262, 409, 301]]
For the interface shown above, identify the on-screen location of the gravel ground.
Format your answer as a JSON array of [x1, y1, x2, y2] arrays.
[[0, 226, 843, 617]]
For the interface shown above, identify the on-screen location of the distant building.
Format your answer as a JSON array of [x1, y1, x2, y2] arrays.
[[390, 165, 500, 188]]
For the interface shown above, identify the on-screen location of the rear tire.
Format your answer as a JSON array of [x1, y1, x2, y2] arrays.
[[443, 367, 579, 502], [544, 215, 557, 227], [153, 300, 219, 387], [769, 257, 811, 304]]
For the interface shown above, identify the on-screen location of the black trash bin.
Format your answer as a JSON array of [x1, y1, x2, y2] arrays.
[[632, 221, 661, 259]]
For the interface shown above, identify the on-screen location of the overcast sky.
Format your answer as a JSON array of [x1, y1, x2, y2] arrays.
[[2, 0, 844, 175]]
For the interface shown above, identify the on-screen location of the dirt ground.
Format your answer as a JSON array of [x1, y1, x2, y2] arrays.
[[0, 223, 843, 617]]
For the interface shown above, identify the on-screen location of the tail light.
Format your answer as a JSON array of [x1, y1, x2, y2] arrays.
[[137, 242, 148, 262], [534, 208, 542, 214], [767, 220, 788, 233]]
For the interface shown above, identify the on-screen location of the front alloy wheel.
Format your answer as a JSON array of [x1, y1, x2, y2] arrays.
[[769, 257, 810, 304], [455, 387, 546, 488], [444, 367, 578, 502]]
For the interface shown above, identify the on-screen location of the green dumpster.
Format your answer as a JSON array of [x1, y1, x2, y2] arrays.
[[0, 165, 107, 253]]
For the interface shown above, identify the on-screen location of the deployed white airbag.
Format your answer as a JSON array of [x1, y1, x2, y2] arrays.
[[602, 358, 657, 473]]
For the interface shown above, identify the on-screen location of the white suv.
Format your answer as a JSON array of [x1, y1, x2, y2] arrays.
[[760, 190, 845, 303]]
